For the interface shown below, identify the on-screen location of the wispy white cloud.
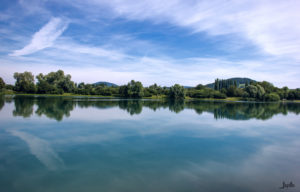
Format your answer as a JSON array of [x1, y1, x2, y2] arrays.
[[54, 41, 132, 61], [1, 0, 300, 87], [74, 0, 300, 59], [1, 39, 299, 87], [10, 17, 68, 56]]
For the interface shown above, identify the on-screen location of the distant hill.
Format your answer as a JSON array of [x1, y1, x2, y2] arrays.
[[93, 81, 118, 87], [183, 86, 194, 89], [205, 77, 256, 89]]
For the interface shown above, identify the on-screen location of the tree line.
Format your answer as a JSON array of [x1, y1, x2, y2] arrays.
[[0, 70, 299, 101]]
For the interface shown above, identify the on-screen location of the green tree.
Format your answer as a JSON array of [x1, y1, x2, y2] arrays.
[[0, 77, 5, 90], [169, 84, 185, 100], [245, 85, 258, 98], [245, 81, 249, 87], [245, 84, 265, 100], [127, 80, 144, 98], [147, 83, 163, 97], [195, 84, 205, 90], [256, 84, 265, 100], [258, 81, 274, 93], [13, 72, 36, 93], [235, 88, 245, 97], [227, 85, 237, 97], [287, 89, 300, 100], [36, 70, 75, 94], [282, 86, 289, 99], [265, 93, 280, 101], [212, 91, 226, 99], [214, 79, 219, 90], [95, 86, 113, 96], [118, 85, 128, 97]]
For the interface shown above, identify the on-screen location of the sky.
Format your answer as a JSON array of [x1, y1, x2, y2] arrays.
[[0, 0, 300, 88]]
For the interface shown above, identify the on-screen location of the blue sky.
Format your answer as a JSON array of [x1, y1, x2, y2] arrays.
[[0, 0, 300, 87]]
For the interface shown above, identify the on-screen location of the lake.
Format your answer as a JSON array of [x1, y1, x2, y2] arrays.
[[0, 95, 299, 192]]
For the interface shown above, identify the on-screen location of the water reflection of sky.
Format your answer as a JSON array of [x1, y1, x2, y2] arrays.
[[0, 98, 299, 192]]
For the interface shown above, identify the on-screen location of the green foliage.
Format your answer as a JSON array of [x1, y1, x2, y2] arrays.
[[13, 72, 36, 93], [143, 88, 152, 97], [187, 86, 227, 99], [6, 71, 299, 101], [211, 78, 254, 90], [256, 84, 265, 100], [127, 80, 143, 98], [169, 84, 185, 100], [265, 93, 280, 101], [119, 85, 129, 97], [36, 80, 62, 94], [36, 70, 75, 94], [287, 89, 300, 100], [118, 80, 143, 98], [226, 85, 246, 97], [258, 81, 274, 93], [5, 84, 14, 90], [245, 85, 258, 98], [94, 86, 116, 96], [235, 88, 245, 97], [0, 77, 5, 90], [195, 84, 206, 90], [187, 89, 210, 98], [212, 91, 227, 99], [282, 86, 289, 99], [244, 84, 265, 100], [226, 85, 237, 97], [143, 84, 164, 97], [75, 82, 93, 95]]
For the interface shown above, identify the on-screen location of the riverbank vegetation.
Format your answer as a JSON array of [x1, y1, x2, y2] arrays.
[[0, 70, 299, 101]]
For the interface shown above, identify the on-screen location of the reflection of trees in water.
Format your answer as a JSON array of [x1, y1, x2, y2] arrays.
[[12, 96, 75, 120], [142, 100, 168, 111], [76, 99, 144, 115], [186, 101, 300, 120], [118, 100, 143, 115], [35, 97, 75, 121], [168, 100, 185, 113], [13, 96, 35, 117], [7, 96, 300, 120], [76, 99, 119, 109], [0, 95, 4, 111], [77, 99, 168, 115], [285, 103, 300, 115]]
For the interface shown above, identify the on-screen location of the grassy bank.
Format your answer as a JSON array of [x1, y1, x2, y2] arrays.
[[4, 93, 117, 98], [2, 93, 300, 103]]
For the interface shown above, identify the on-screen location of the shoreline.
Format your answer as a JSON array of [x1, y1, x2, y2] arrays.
[[2, 93, 300, 103]]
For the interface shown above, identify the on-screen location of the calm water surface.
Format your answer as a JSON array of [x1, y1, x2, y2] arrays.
[[0, 96, 300, 192]]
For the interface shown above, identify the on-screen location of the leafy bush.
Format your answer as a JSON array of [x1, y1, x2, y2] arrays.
[[212, 91, 227, 99], [169, 84, 185, 100], [265, 93, 280, 101]]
